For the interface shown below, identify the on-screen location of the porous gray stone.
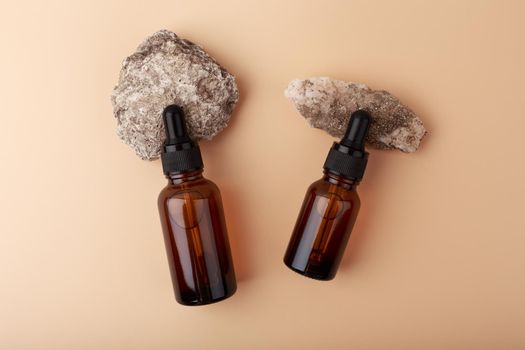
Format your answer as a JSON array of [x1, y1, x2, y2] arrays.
[[285, 77, 426, 152], [111, 30, 239, 160]]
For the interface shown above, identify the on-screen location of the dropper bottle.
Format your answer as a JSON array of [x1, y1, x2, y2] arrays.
[[283, 110, 372, 280], [158, 105, 236, 305]]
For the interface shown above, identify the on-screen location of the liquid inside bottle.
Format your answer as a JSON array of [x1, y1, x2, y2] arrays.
[[159, 170, 236, 305], [284, 171, 360, 280]]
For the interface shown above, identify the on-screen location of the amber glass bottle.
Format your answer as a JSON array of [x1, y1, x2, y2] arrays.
[[158, 105, 236, 305], [284, 110, 371, 280]]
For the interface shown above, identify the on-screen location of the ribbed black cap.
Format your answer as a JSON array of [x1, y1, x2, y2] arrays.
[[160, 105, 203, 175], [323, 110, 371, 181]]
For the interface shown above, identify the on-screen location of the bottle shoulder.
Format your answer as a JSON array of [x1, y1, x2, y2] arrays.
[[158, 177, 220, 202], [307, 177, 360, 202]]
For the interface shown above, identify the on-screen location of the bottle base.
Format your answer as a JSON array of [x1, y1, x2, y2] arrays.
[[284, 260, 335, 281], [176, 289, 236, 306]]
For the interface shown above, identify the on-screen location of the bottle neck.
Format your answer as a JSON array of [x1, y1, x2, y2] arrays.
[[322, 170, 359, 190], [166, 169, 204, 185]]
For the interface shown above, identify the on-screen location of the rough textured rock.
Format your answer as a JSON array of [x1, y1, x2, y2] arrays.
[[111, 30, 239, 160], [285, 77, 426, 152]]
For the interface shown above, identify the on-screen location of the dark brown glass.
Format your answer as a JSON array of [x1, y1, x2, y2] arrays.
[[158, 170, 236, 305], [284, 170, 360, 280]]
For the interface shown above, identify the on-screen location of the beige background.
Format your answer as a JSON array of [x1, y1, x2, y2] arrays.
[[1, 0, 524, 349]]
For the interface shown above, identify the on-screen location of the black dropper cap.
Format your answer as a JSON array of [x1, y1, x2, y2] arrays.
[[323, 110, 371, 181], [160, 105, 203, 175]]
